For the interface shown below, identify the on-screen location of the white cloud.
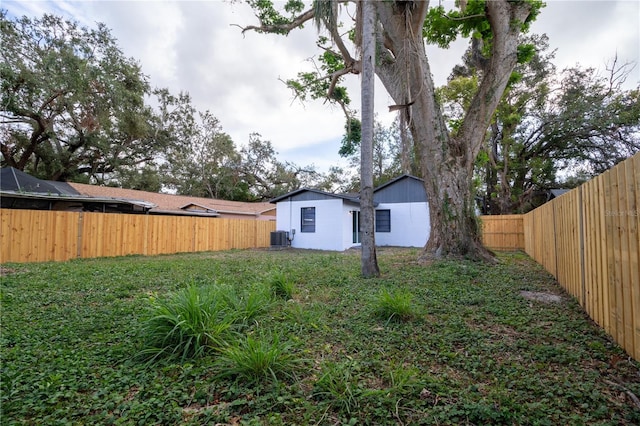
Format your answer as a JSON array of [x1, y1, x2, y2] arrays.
[[530, 0, 640, 82]]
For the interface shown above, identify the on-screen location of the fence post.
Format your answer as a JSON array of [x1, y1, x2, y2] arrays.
[[579, 186, 587, 309], [552, 202, 558, 278], [76, 212, 84, 259], [143, 214, 148, 256]]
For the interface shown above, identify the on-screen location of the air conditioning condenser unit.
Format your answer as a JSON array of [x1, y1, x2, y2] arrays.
[[270, 231, 289, 248]]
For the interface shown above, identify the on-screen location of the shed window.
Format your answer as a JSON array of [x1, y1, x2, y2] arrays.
[[301, 207, 316, 232], [375, 209, 391, 232]]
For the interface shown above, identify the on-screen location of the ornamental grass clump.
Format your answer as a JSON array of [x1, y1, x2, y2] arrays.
[[139, 284, 236, 363], [268, 271, 295, 300], [218, 283, 273, 327], [373, 288, 415, 322], [313, 360, 362, 415], [216, 332, 301, 384]]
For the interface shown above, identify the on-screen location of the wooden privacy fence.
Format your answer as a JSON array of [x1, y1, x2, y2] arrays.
[[1, 209, 276, 263], [524, 153, 640, 361], [480, 214, 524, 251]]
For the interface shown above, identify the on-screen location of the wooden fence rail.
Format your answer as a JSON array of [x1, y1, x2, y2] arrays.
[[524, 153, 640, 361], [1, 210, 276, 263]]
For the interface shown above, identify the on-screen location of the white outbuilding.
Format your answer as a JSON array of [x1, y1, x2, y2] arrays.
[[269, 175, 430, 251]]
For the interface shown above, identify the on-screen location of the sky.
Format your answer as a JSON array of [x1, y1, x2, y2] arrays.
[[3, 0, 639, 173]]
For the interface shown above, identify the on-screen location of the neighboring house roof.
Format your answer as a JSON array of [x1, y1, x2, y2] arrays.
[[46, 180, 80, 196], [270, 174, 427, 205], [1, 167, 155, 212], [68, 182, 275, 219], [549, 189, 570, 198], [373, 174, 427, 203], [270, 188, 361, 204], [1, 190, 155, 210], [373, 174, 423, 193], [0, 167, 71, 195]]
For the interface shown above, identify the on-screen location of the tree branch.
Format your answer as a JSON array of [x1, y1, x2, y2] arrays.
[[456, 0, 532, 164], [232, 9, 315, 36]]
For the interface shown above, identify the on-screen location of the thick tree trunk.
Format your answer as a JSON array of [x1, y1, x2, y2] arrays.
[[374, 0, 531, 261], [421, 156, 493, 261]]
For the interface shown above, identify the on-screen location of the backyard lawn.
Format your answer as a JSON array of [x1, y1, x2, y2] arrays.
[[1, 248, 639, 425]]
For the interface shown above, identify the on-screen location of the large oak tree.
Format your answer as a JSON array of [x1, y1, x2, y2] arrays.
[[239, 0, 542, 260], [0, 12, 155, 182]]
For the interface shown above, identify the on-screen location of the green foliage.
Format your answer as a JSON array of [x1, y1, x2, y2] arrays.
[[441, 32, 640, 214], [372, 288, 416, 322], [158, 104, 327, 200], [0, 10, 341, 194], [284, 0, 305, 14], [424, 1, 544, 49], [424, 1, 490, 49], [337, 115, 411, 188], [437, 75, 478, 134], [246, 0, 299, 35], [339, 117, 361, 157], [0, 11, 153, 181], [221, 282, 274, 326], [517, 43, 536, 64], [313, 360, 362, 414], [111, 164, 163, 192], [2, 250, 638, 424]]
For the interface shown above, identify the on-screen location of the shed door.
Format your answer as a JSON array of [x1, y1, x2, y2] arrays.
[[352, 211, 361, 244]]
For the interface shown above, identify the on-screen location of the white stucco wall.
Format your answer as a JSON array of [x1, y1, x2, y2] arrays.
[[275, 199, 430, 251], [374, 202, 430, 248], [275, 199, 354, 251]]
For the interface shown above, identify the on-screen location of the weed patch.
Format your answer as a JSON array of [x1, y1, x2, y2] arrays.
[[216, 332, 302, 384]]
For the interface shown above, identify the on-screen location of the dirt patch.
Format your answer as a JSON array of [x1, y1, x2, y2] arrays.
[[0, 266, 17, 276], [520, 291, 563, 304]]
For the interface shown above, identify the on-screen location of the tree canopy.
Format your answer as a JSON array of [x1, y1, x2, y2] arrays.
[[5, 3, 635, 224], [438, 35, 640, 214], [0, 11, 154, 182], [0, 10, 339, 201]]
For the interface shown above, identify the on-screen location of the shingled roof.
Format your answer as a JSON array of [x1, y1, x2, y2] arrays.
[[68, 183, 275, 220]]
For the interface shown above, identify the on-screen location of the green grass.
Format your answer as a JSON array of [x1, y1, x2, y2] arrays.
[[1, 248, 639, 425], [268, 270, 295, 300]]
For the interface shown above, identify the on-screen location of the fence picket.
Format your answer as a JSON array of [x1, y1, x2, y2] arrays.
[[523, 153, 640, 360]]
